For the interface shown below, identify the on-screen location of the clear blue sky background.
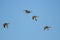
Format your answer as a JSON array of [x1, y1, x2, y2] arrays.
[[0, 0, 60, 40]]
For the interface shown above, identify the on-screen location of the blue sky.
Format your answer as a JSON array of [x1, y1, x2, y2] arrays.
[[0, 0, 60, 40]]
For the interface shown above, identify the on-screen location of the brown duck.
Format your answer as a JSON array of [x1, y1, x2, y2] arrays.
[[24, 10, 30, 14], [32, 16, 38, 21], [44, 26, 51, 30], [3, 23, 9, 28]]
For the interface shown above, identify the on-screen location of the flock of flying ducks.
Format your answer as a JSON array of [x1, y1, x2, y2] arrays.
[[24, 10, 52, 31], [2, 9, 52, 31]]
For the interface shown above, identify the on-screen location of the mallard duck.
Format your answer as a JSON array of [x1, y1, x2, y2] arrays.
[[24, 10, 30, 14], [44, 26, 51, 30], [3, 23, 9, 28], [32, 16, 38, 21]]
